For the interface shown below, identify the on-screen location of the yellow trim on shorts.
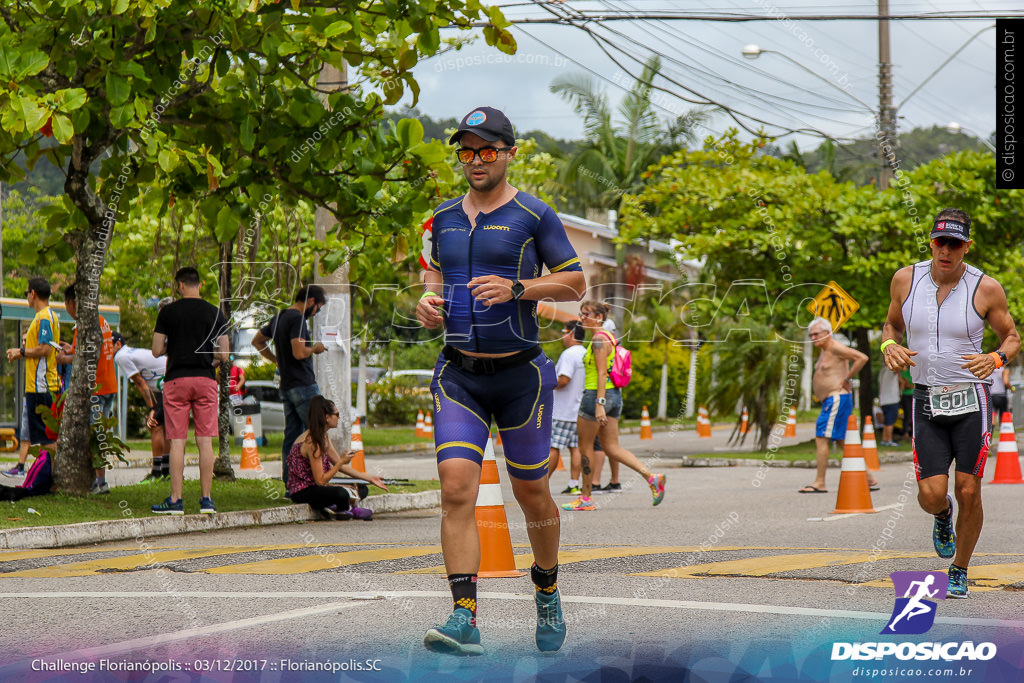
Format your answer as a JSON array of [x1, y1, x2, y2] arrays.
[[436, 441, 485, 457], [503, 359, 544, 430], [505, 456, 550, 471]]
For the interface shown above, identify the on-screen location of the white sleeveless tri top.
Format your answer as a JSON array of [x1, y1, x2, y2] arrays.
[[901, 260, 988, 386]]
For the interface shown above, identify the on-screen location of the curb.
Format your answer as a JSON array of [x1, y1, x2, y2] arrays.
[[0, 490, 441, 551], [678, 452, 916, 468]]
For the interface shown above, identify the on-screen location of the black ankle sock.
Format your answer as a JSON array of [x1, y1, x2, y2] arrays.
[[937, 503, 952, 519], [160, 454, 170, 475], [150, 457, 161, 476], [448, 574, 477, 617], [532, 563, 558, 594]]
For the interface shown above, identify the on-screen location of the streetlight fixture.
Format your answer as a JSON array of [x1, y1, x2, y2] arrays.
[[946, 122, 996, 153], [739, 44, 876, 113]]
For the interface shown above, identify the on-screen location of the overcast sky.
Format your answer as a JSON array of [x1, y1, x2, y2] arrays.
[[401, 0, 1011, 150]]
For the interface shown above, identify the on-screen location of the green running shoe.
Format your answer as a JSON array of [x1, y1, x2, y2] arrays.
[[947, 564, 969, 598], [932, 494, 956, 559], [423, 608, 483, 656], [534, 589, 566, 653]]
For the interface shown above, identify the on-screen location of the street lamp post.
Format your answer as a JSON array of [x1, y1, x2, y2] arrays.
[[740, 44, 876, 113]]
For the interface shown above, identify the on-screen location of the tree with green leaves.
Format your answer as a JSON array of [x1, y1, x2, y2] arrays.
[[0, 0, 515, 493]]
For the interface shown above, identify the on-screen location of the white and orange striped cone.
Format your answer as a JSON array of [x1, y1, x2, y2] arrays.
[[739, 407, 749, 435], [239, 416, 262, 471], [552, 449, 566, 472], [989, 412, 1024, 484], [349, 417, 366, 473], [415, 410, 425, 438], [639, 406, 653, 440], [833, 414, 875, 514], [862, 415, 881, 471], [423, 412, 433, 440], [475, 437, 524, 578], [494, 429, 502, 446], [784, 406, 797, 438], [697, 406, 712, 438]]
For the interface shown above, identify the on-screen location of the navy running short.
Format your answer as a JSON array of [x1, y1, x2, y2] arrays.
[[431, 349, 556, 481], [912, 384, 992, 480]]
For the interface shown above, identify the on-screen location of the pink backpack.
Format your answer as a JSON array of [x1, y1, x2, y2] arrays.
[[596, 331, 632, 388]]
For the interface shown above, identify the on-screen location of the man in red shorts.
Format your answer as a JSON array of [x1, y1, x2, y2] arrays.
[[151, 267, 230, 515]]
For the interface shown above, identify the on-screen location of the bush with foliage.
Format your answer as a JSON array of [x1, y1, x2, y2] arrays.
[[368, 376, 433, 426]]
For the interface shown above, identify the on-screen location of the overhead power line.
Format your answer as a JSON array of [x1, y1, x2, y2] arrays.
[[474, 11, 1023, 26]]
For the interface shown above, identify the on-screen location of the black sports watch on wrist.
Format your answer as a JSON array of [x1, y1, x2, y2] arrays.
[[511, 280, 525, 301], [996, 350, 1009, 367]]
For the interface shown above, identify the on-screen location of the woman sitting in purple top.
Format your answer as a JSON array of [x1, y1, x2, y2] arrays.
[[287, 395, 388, 519]]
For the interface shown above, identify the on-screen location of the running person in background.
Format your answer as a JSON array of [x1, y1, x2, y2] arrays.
[[563, 301, 666, 511], [112, 332, 168, 482], [550, 320, 586, 489], [417, 107, 585, 656], [56, 284, 117, 494], [881, 208, 1020, 597]]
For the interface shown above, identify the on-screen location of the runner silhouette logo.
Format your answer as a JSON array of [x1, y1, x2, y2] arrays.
[[881, 571, 948, 635]]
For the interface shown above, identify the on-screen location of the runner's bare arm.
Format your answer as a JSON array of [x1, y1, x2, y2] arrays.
[[417, 268, 445, 329], [881, 267, 918, 371], [961, 276, 1021, 379]]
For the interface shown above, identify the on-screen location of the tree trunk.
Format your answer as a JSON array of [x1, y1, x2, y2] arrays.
[[685, 329, 698, 418], [215, 243, 236, 480], [53, 228, 111, 494]]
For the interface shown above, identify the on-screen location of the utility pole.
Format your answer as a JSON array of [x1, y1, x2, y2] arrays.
[[313, 62, 353, 454], [877, 0, 896, 189]]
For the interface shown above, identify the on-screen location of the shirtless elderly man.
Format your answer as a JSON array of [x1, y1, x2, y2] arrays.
[[800, 317, 879, 493]]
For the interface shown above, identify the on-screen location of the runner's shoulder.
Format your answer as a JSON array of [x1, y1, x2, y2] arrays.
[[432, 195, 465, 219]]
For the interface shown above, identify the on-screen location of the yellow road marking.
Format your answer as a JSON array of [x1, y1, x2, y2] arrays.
[[397, 546, 697, 574], [633, 551, 930, 579], [205, 546, 444, 575]]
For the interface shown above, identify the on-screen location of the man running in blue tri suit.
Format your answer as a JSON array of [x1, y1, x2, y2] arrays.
[[416, 106, 586, 656]]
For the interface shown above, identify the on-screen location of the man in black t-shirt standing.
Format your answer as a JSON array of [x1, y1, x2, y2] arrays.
[[253, 285, 327, 483], [151, 267, 230, 515]]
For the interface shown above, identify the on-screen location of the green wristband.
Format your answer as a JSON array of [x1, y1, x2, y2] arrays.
[[880, 339, 896, 353], [421, 291, 439, 300]]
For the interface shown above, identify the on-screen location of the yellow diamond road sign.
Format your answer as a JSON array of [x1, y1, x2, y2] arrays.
[[807, 281, 859, 332]]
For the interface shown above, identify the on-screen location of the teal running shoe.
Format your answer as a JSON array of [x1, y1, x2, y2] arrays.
[[947, 564, 969, 598], [423, 608, 483, 656], [534, 588, 566, 652], [932, 494, 956, 559]]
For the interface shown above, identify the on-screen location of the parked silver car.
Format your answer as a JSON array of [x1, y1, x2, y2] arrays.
[[233, 380, 365, 436]]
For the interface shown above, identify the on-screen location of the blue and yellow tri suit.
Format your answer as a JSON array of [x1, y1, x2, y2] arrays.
[[25, 306, 61, 394], [428, 191, 583, 480]]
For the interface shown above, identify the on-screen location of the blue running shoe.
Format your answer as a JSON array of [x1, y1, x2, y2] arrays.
[[947, 564, 969, 598], [534, 588, 566, 653], [932, 494, 955, 559], [199, 497, 216, 514], [423, 608, 483, 656], [152, 497, 184, 515]]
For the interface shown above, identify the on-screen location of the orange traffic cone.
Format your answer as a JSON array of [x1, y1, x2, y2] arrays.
[[640, 406, 653, 440], [423, 412, 433, 440], [784, 406, 797, 438], [475, 437, 524, 578], [862, 415, 881, 471], [349, 417, 366, 473], [739, 407, 749, 435], [697, 406, 712, 438], [552, 449, 566, 472], [494, 429, 502, 446], [989, 412, 1024, 484], [415, 410, 425, 438], [833, 414, 875, 514], [239, 416, 261, 471]]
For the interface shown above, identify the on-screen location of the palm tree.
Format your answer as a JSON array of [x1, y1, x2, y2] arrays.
[[550, 55, 709, 213]]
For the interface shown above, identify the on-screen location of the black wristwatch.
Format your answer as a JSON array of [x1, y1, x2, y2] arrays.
[[996, 350, 1009, 367], [511, 280, 525, 301]]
